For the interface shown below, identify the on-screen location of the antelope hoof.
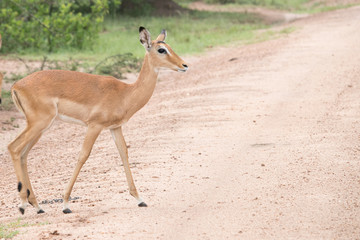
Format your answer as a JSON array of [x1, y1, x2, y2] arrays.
[[138, 202, 148, 207], [37, 209, 45, 214], [19, 207, 25, 215], [63, 208, 72, 214]]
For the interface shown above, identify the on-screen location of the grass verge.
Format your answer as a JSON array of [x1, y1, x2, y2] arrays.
[[199, 0, 309, 10], [0, 89, 13, 111], [0, 218, 49, 239], [13, 10, 267, 61], [190, 0, 359, 12]]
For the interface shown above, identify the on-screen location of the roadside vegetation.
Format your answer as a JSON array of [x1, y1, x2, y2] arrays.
[[181, 0, 358, 12], [3, 9, 266, 60], [204, 0, 309, 10], [0, 218, 49, 239]]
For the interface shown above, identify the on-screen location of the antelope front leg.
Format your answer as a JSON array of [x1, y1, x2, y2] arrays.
[[62, 125, 102, 214], [110, 127, 147, 207]]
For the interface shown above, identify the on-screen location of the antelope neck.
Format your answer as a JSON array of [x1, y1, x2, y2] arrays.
[[128, 53, 159, 112]]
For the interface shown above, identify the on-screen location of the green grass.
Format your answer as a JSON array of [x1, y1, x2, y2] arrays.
[[0, 89, 13, 111], [236, 0, 309, 10], [15, 10, 266, 62], [249, 26, 297, 44], [304, 3, 360, 14], [101, 11, 264, 57], [194, 0, 360, 13], [177, 0, 310, 10], [0, 218, 49, 239]]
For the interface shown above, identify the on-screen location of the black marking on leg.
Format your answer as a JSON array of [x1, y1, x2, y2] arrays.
[[138, 202, 148, 207], [63, 208, 72, 214], [37, 209, 45, 214], [40, 197, 80, 205], [18, 182, 22, 192], [19, 207, 25, 215], [29, 201, 34, 206], [27, 189, 30, 198]]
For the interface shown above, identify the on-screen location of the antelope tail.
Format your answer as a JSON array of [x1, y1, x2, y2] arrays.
[[11, 89, 26, 115]]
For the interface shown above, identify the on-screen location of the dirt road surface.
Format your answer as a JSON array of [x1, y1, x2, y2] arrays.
[[1, 5, 360, 239]]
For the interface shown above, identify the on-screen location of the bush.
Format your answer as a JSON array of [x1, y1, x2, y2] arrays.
[[93, 53, 140, 79], [0, 0, 110, 53], [119, 0, 154, 16]]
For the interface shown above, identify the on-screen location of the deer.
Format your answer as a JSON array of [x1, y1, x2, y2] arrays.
[[8, 27, 188, 215]]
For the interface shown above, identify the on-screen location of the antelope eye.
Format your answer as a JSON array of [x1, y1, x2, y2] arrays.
[[158, 48, 166, 54]]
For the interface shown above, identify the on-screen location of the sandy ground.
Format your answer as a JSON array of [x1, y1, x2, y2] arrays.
[[1, 4, 360, 239]]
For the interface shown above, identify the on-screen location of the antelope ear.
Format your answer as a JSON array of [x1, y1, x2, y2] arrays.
[[139, 26, 151, 50], [155, 29, 167, 42]]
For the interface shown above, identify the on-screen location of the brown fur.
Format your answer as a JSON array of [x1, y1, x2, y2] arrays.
[[8, 27, 188, 214]]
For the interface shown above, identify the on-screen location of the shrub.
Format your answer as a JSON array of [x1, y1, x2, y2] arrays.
[[0, 0, 110, 53]]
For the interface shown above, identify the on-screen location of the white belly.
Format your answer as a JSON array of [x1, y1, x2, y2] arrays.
[[58, 114, 86, 126]]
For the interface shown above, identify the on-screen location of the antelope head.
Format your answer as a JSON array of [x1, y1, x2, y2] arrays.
[[139, 27, 188, 73]]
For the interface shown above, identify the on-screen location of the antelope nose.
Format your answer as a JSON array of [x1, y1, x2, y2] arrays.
[[182, 64, 188, 69]]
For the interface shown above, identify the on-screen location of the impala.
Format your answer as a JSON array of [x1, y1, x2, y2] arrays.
[[8, 27, 188, 214]]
